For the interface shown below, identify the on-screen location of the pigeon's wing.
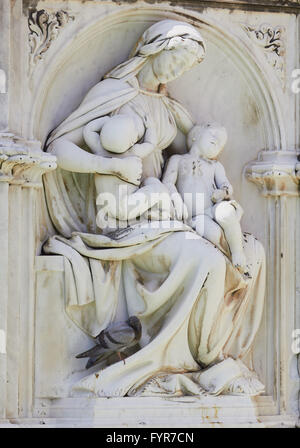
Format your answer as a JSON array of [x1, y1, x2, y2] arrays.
[[85, 351, 112, 369], [103, 323, 136, 349], [86, 358, 97, 369], [76, 344, 109, 359]]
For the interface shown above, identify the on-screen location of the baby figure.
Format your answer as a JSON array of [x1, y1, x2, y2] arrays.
[[83, 114, 170, 230], [162, 123, 247, 273]]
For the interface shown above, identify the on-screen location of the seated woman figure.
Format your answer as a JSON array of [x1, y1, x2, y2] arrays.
[[43, 20, 266, 398]]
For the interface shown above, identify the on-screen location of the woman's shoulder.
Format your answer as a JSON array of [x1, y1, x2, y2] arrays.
[[81, 77, 137, 105]]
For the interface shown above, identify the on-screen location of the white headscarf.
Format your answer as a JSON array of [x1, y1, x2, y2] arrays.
[[105, 20, 206, 81]]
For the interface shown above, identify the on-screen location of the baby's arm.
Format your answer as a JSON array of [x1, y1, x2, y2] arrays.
[[162, 155, 188, 221], [162, 155, 180, 193], [83, 117, 110, 154], [213, 161, 233, 202], [84, 116, 154, 160], [124, 125, 157, 159], [125, 143, 154, 159]]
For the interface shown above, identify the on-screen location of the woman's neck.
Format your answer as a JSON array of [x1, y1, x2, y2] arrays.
[[137, 62, 160, 93]]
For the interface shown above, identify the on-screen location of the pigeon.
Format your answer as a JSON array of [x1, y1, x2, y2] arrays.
[[76, 316, 142, 369]]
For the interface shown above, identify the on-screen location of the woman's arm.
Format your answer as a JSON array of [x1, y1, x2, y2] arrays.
[[49, 137, 142, 185]]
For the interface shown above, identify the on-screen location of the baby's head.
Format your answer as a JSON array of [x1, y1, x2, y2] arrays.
[[100, 115, 140, 154], [187, 123, 228, 159]]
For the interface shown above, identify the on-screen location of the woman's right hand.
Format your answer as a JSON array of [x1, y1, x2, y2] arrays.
[[94, 155, 143, 186], [115, 156, 143, 186]]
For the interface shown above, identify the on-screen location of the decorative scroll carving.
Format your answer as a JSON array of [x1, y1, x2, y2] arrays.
[[242, 23, 285, 87], [0, 133, 56, 187], [28, 9, 74, 76], [246, 151, 299, 197]]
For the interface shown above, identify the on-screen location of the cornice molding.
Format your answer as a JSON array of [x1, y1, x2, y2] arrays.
[[165, 0, 300, 12]]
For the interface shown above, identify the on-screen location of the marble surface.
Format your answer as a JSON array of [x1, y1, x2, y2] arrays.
[[0, 0, 299, 427]]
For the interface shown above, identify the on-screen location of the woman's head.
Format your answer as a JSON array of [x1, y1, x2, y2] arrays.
[[105, 20, 206, 83], [151, 38, 203, 83]]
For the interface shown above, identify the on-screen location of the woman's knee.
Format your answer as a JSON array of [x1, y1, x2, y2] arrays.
[[183, 234, 225, 268], [162, 232, 227, 279]]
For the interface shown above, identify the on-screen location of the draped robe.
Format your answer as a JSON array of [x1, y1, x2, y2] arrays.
[[43, 76, 266, 397]]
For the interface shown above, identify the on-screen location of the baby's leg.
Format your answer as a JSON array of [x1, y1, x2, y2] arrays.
[[191, 215, 223, 246], [213, 201, 246, 272], [96, 176, 172, 225], [139, 177, 173, 221]]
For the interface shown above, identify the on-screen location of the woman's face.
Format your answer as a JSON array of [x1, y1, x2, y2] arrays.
[[152, 45, 201, 84]]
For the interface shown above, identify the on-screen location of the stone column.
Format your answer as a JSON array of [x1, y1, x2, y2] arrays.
[[0, 0, 9, 131], [246, 150, 300, 417], [0, 133, 56, 419]]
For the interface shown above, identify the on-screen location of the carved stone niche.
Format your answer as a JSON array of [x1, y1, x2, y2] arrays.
[[1, 0, 299, 428]]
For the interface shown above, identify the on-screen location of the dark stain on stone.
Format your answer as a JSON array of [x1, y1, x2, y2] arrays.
[[134, 269, 145, 286], [23, 0, 300, 17], [22, 0, 39, 15], [111, 0, 139, 3], [244, 95, 260, 127], [169, 1, 299, 14], [102, 260, 110, 274]]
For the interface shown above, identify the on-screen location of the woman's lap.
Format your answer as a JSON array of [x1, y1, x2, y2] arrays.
[[132, 230, 226, 274]]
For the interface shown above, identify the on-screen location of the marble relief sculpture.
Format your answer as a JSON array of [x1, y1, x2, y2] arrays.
[[42, 20, 266, 397]]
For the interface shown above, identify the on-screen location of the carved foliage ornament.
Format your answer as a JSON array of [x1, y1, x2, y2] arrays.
[[28, 9, 74, 76], [242, 23, 285, 87]]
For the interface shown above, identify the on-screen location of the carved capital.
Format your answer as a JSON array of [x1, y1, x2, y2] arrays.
[[246, 151, 299, 197], [0, 133, 56, 188]]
